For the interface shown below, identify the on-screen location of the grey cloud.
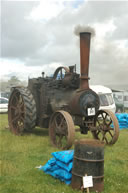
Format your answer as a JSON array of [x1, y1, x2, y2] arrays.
[[1, 1, 128, 88], [79, 1, 128, 22], [89, 39, 128, 86], [1, 1, 47, 59], [112, 14, 128, 40]]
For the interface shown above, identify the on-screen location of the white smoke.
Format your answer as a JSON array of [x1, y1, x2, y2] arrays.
[[74, 24, 96, 37]]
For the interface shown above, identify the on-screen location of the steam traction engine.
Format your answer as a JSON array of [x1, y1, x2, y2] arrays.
[[8, 32, 119, 149]]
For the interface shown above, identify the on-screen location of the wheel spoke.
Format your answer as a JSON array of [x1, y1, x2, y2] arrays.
[[101, 113, 105, 120], [105, 118, 112, 127], [19, 101, 24, 108], [61, 69, 62, 79], [54, 117, 59, 128], [57, 135, 63, 147], [17, 121, 24, 132], [49, 111, 75, 149], [14, 94, 19, 104], [59, 117, 65, 127], [92, 110, 119, 145], [12, 114, 20, 123], [103, 114, 108, 124], [104, 113, 107, 121], [96, 130, 100, 136], [104, 136, 108, 144], [97, 119, 102, 127], [102, 132, 106, 141], [108, 130, 113, 138], [20, 109, 25, 114], [10, 105, 17, 110]]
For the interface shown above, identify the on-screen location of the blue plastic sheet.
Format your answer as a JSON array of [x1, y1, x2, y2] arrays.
[[40, 150, 74, 185], [115, 113, 128, 129], [40, 157, 59, 173], [54, 169, 72, 180], [52, 150, 74, 164], [56, 160, 73, 172]]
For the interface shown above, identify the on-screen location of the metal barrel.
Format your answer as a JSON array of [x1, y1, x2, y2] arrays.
[[71, 139, 104, 192]]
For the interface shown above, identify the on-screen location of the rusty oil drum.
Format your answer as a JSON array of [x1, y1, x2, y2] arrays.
[[71, 139, 104, 192]]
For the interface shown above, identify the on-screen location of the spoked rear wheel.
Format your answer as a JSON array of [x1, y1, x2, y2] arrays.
[[8, 87, 36, 135], [92, 110, 119, 145], [49, 110, 75, 149]]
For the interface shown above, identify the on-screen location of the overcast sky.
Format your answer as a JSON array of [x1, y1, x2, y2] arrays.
[[1, 0, 128, 89]]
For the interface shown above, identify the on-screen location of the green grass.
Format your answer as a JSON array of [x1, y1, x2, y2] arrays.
[[0, 114, 128, 193]]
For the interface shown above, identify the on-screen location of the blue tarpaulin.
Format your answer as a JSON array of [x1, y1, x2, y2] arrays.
[[39, 150, 74, 185], [115, 113, 128, 129]]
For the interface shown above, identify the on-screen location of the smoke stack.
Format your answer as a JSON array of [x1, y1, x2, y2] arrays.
[[80, 32, 91, 90]]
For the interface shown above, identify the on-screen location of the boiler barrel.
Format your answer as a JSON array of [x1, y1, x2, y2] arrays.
[[71, 139, 104, 192]]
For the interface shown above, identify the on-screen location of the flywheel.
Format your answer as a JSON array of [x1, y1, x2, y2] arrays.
[[8, 87, 36, 135]]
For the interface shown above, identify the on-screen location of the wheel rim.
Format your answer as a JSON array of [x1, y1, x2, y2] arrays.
[[49, 110, 75, 149], [8, 89, 25, 135], [92, 110, 119, 145]]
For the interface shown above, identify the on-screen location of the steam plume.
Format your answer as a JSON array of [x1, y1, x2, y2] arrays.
[[74, 24, 95, 37]]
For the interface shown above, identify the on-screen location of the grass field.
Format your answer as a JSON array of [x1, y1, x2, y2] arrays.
[[0, 114, 128, 193]]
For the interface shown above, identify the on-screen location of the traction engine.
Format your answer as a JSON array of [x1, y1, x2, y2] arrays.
[[8, 32, 119, 149]]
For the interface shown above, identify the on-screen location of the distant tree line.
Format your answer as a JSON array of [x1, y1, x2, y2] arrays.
[[0, 76, 27, 92]]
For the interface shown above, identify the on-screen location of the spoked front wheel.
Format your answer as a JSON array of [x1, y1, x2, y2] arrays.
[[92, 110, 119, 145], [49, 110, 75, 149]]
